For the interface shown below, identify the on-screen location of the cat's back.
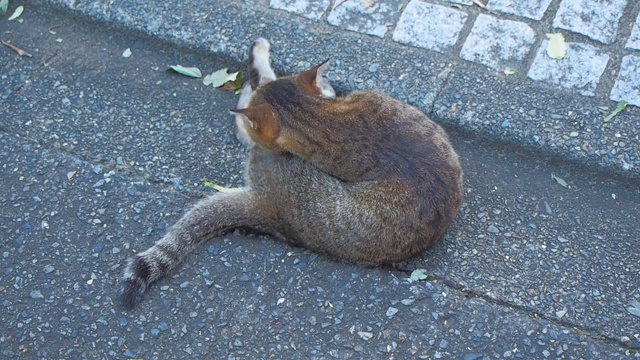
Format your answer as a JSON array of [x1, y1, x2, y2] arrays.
[[343, 90, 461, 182]]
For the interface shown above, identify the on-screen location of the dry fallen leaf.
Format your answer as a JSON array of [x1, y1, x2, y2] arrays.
[[471, 0, 496, 14], [167, 65, 202, 78], [546, 33, 567, 60], [203, 68, 238, 87], [551, 173, 570, 188], [201, 179, 236, 193], [362, 0, 374, 9], [0, 0, 9, 14], [8, 5, 23, 20], [603, 100, 628, 123]]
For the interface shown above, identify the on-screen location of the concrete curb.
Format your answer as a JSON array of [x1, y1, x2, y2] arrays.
[[22, 0, 640, 180]]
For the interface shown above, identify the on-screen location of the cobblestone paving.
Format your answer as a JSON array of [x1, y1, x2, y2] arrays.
[[268, 0, 640, 106]]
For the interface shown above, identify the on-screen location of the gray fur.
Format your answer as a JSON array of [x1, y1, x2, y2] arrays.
[[121, 39, 463, 309]]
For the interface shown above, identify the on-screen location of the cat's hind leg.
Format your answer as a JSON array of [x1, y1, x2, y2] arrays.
[[234, 38, 277, 145]]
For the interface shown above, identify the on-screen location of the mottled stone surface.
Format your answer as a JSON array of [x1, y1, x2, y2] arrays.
[[487, 0, 553, 20], [626, 13, 640, 50], [552, 0, 627, 44], [269, 0, 330, 20], [460, 14, 536, 70], [610, 55, 640, 107], [392, 0, 468, 53], [327, 0, 400, 38], [528, 41, 609, 96]]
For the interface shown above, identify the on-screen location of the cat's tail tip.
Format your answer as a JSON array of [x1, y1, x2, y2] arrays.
[[120, 256, 152, 310]]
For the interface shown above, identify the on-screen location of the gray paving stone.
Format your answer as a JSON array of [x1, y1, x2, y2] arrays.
[[487, 0, 553, 20], [327, 0, 399, 38], [627, 13, 640, 50], [610, 55, 640, 107], [527, 41, 609, 96], [552, 0, 627, 44], [460, 14, 536, 71], [392, 0, 468, 53], [269, 0, 330, 20]]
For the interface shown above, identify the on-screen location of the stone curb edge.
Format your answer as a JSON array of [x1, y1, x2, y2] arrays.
[[22, 0, 640, 182]]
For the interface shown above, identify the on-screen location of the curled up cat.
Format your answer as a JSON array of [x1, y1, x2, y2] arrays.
[[120, 38, 464, 309]]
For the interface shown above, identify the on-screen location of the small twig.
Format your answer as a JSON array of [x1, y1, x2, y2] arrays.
[[48, 24, 63, 31], [471, 0, 497, 15], [1, 40, 32, 57], [333, 0, 350, 10]]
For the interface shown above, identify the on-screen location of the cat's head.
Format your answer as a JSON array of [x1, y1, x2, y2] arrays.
[[231, 60, 335, 151]]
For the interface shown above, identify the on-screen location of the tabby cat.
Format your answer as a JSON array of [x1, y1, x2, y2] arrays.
[[121, 38, 464, 309]]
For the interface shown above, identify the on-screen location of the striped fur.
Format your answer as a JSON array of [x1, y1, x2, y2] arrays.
[[121, 38, 463, 309]]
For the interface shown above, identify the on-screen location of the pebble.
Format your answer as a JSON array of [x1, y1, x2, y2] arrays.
[[150, 328, 160, 337], [386, 307, 398, 317], [464, 353, 484, 360], [539, 199, 553, 215], [30, 290, 44, 299], [401, 298, 415, 306], [487, 225, 500, 234], [116, 156, 124, 165], [368, 63, 379, 73], [43, 265, 55, 274], [569, 131, 579, 137], [123, 349, 136, 358], [238, 273, 250, 282], [358, 331, 374, 340], [118, 317, 128, 327], [172, 178, 183, 191]]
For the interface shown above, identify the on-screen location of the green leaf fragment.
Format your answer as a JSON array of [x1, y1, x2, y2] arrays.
[[8, 4, 23, 20], [409, 269, 428, 282], [603, 100, 627, 123], [0, 0, 9, 15], [546, 33, 567, 60], [551, 174, 569, 188], [122, 48, 132, 58], [201, 180, 236, 193], [203, 68, 239, 87], [167, 65, 202, 78], [503, 69, 516, 75]]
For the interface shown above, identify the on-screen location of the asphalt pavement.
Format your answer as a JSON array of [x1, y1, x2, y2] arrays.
[[1, 2, 639, 360]]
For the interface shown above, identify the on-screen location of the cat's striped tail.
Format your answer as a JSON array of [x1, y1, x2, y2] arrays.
[[120, 188, 259, 309]]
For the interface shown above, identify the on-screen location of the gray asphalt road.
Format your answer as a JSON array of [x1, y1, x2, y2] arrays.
[[1, 7, 639, 359]]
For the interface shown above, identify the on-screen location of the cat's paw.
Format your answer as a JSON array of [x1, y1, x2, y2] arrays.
[[251, 38, 271, 58], [248, 38, 276, 88]]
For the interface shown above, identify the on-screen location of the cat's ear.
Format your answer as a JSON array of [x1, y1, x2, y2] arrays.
[[230, 104, 279, 143], [296, 59, 336, 98]]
